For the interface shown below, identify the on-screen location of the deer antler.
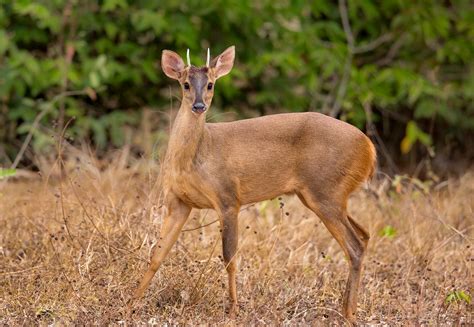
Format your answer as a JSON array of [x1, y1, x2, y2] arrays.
[[206, 48, 210, 67], [186, 49, 191, 67]]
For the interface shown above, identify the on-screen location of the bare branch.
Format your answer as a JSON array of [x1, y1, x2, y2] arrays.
[[331, 0, 353, 117], [376, 34, 407, 66], [330, 56, 352, 117], [331, 1, 396, 117], [339, 0, 354, 51], [354, 33, 393, 54]]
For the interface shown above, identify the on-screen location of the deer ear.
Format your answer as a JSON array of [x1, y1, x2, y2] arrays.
[[211, 46, 235, 79], [161, 50, 185, 80]]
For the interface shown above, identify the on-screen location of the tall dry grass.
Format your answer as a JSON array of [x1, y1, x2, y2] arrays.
[[0, 152, 472, 325]]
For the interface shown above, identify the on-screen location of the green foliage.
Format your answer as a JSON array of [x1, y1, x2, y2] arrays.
[[0, 0, 473, 164], [379, 225, 397, 239], [0, 168, 16, 179], [400, 121, 432, 154], [445, 290, 471, 305], [391, 174, 433, 196]]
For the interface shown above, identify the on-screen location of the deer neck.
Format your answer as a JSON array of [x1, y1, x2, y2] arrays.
[[166, 103, 207, 171]]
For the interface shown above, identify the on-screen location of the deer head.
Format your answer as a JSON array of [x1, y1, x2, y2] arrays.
[[161, 46, 235, 114]]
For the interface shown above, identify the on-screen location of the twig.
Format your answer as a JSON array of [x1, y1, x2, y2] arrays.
[[376, 34, 407, 66], [432, 226, 474, 252], [10, 90, 89, 170], [183, 236, 220, 314], [377, 106, 409, 123], [48, 237, 83, 302], [57, 0, 75, 132], [330, 56, 352, 117], [353, 33, 393, 54], [0, 265, 43, 276], [181, 204, 257, 232], [57, 117, 83, 250], [65, 172, 149, 262], [426, 196, 472, 243], [182, 219, 219, 232]]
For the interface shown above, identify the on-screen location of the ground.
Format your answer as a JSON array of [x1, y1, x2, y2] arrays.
[[0, 160, 472, 325]]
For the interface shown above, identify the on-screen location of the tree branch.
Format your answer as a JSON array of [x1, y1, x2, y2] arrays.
[[330, 0, 354, 117], [339, 0, 354, 51], [353, 33, 393, 54], [376, 33, 407, 66]]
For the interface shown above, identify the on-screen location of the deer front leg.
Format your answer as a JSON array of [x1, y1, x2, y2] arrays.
[[219, 205, 240, 318], [131, 197, 191, 304]]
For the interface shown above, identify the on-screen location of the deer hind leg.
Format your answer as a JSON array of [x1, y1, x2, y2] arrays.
[[132, 197, 191, 302], [298, 191, 367, 324], [347, 215, 370, 248], [218, 205, 240, 318]]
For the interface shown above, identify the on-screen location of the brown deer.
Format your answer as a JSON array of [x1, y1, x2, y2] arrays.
[[131, 46, 376, 323]]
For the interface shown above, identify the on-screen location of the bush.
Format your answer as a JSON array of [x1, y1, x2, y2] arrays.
[[0, 0, 473, 166]]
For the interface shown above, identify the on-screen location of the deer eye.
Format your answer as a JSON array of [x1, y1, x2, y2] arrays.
[[207, 83, 213, 90], [184, 82, 190, 90]]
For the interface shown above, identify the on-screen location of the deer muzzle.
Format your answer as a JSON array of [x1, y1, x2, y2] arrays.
[[192, 102, 207, 114]]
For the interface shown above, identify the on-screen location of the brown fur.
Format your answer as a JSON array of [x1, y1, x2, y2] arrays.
[[131, 46, 377, 324]]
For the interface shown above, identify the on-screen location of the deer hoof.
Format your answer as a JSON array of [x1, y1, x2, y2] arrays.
[[228, 303, 239, 319], [343, 312, 357, 325]]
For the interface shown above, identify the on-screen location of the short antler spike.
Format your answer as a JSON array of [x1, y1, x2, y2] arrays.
[[206, 48, 210, 67], [186, 49, 191, 67]]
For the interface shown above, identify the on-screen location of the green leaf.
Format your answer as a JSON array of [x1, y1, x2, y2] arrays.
[[379, 225, 397, 239], [13, 2, 60, 32], [102, 0, 128, 12], [0, 30, 9, 56], [408, 78, 425, 105], [0, 168, 16, 179], [414, 99, 436, 118], [89, 71, 100, 88], [401, 121, 432, 154], [104, 23, 119, 39], [90, 119, 107, 149], [445, 290, 471, 305]]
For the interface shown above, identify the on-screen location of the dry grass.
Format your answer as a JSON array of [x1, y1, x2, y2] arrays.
[[1, 156, 473, 325]]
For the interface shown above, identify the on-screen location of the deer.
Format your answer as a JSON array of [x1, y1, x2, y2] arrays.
[[130, 45, 377, 324]]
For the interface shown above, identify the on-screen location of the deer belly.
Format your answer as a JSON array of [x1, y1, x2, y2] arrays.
[[238, 172, 297, 204]]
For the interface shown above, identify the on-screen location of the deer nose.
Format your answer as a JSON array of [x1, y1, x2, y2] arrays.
[[192, 102, 206, 113]]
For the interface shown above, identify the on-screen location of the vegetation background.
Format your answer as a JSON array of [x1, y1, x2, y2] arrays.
[[0, 0, 473, 325], [0, 0, 473, 173]]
